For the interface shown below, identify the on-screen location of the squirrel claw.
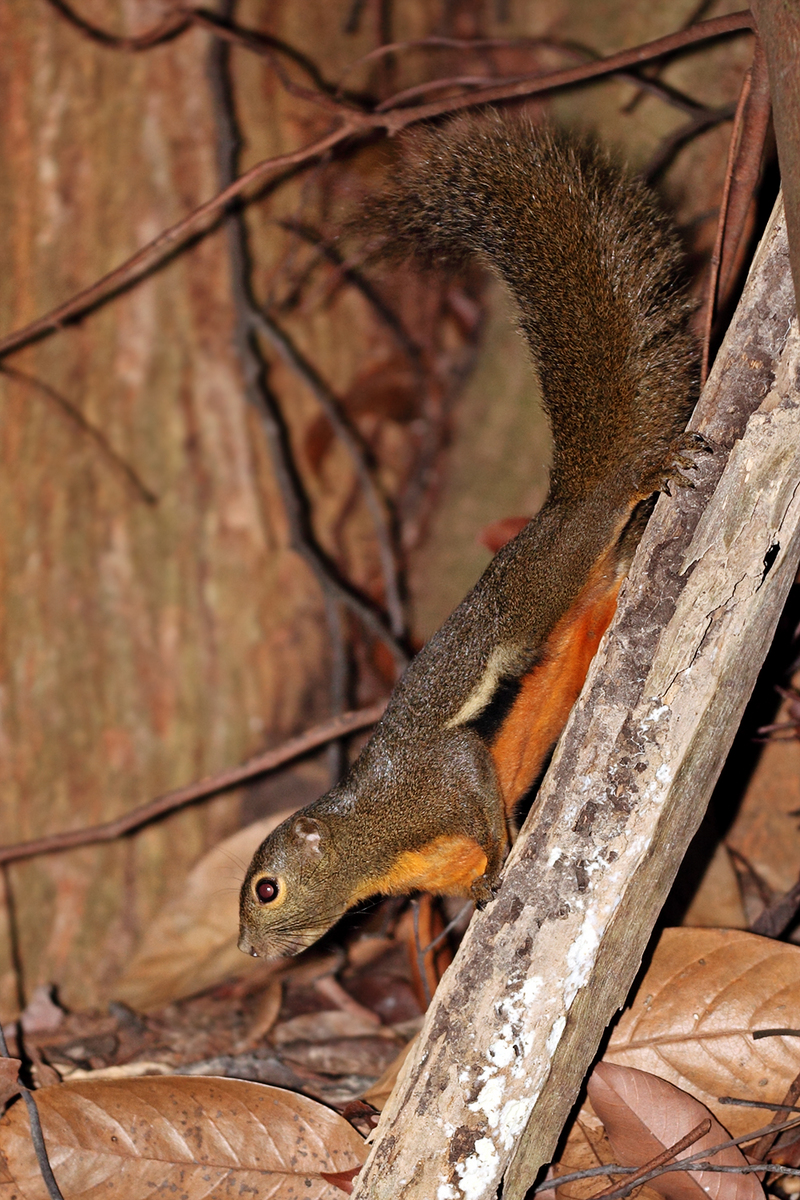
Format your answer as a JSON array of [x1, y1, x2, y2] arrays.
[[660, 430, 714, 494], [471, 875, 498, 909]]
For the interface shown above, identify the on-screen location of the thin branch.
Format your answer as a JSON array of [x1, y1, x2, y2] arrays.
[[372, 11, 753, 130], [0, 124, 350, 360], [46, 0, 342, 104], [0, 1026, 64, 1200], [0, 364, 158, 505], [411, 899, 432, 1008], [0, 700, 386, 866], [249, 307, 406, 639], [277, 219, 423, 365], [0, 11, 753, 363], [591, 1120, 711, 1199], [719, 1097, 800, 1112], [44, 0, 190, 49], [701, 53, 755, 385], [750, 1069, 800, 1163], [644, 103, 737, 182], [205, 21, 408, 668], [539, 1114, 800, 1198], [717, 37, 772, 307]]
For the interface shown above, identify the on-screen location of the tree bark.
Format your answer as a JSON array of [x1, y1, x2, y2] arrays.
[[352, 198, 799, 1200]]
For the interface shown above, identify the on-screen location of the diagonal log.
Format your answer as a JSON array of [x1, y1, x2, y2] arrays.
[[352, 195, 799, 1200]]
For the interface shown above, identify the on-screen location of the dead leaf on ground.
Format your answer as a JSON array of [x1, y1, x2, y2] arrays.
[[0, 1060, 20, 1110], [113, 811, 297, 1011], [0, 1075, 366, 1199], [606, 928, 800, 1135], [588, 1062, 763, 1200], [279, 1037, 402, 1079], [271, 1011, 388, 1046]]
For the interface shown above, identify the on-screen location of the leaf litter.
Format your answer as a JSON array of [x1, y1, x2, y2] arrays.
[[5, 699, 800, 1198]]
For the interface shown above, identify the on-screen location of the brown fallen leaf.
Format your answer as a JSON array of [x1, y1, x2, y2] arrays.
[[606, 928, 800, 1135], [0, 1075, 366, 1199], [588, 1062, 763, 1200], [0, 1060, 20, 1110], [112, 809, 297, 1011], [271, 1011, 388, 1046], [279, 1036, 402, 1079]]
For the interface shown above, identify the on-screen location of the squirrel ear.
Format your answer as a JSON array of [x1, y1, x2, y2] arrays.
[[292, 815, 323, 858]]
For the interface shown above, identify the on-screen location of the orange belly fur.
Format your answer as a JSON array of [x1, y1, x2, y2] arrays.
[[490, 555, 624, 814], [366, 835, 489, 899]]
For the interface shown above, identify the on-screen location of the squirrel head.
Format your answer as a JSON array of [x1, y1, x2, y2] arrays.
[[238, 809, 355, 959]]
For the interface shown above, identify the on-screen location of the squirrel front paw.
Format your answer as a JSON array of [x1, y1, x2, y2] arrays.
[[471, 874, 499, 909], [639, 430, 713, 497]]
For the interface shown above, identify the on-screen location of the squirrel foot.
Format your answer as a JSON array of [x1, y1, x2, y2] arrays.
[[471, 873, 500, 909]]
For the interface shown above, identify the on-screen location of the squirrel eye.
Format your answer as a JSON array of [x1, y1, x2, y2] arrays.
[[255, 877, 279, 904]]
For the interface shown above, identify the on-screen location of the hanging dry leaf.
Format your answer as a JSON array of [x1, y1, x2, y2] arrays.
[[113, 811, 297, 1011], [0, 1060, 20, 1110], [588, 1063, 763, 1200], [606, 928, 800, 1135], [0, 1075, 366, 1199]]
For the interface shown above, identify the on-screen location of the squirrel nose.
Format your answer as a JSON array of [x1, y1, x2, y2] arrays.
[[237, 931, 259, 957]]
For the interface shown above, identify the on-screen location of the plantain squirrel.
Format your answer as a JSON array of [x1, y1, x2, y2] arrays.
[[238, 113, 698, 960]]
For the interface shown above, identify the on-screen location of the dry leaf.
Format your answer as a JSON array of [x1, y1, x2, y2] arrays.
[[272, 1011, 388, 1046], [0, 1061, 20, 1110], [279, 1037, 402, 1079], [113, 811, 297, 1010], [0, 1076, 366, 1199], [54, 1061, 174, 1082], [607, 928, 800, 1134], [588, 1062, 763, 1200]]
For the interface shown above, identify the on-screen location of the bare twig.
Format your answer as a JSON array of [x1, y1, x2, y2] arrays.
[[277, 219, 423, 365], [717, 37, 772, 307], [0, 124, 350, 359], [46, 0, 340, 102], [205, 21, 408, 668], [248, 307, 406, 639], [411, 899, 432, 1008], [700, 36, 771, 384], [700, 52, 755, 385], [644, 103, 737, 182], [750, 1070, 800, 1164], [0, 11, 753, 363], [0, 701, 386, 866], [0, 1025, 64, 1200], [539, 1115, 800, 1199], [590, 1119, 711, 1198], [0, 364, 157, 505], [371, 11, 753, 130], [44, 0, 190, 49]]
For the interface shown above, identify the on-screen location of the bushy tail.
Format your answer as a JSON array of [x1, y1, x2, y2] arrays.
[[360, 114, 697, 504]]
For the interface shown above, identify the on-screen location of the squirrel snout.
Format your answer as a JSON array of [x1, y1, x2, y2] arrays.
[[237, 929, 259, 958]]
